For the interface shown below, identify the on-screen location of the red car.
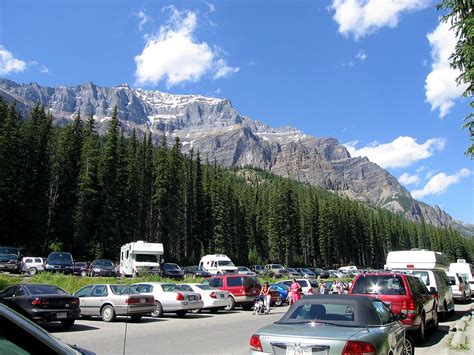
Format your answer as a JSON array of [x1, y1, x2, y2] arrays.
[[207, 275, 261, 310], [350, 272, 438, 343]]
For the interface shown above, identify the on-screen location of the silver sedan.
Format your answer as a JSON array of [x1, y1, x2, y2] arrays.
[[74, 284, 155, 322], [250, 295, 412, 355]]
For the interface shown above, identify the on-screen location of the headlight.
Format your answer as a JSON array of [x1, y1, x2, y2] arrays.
[[93, 268, 101, 272]]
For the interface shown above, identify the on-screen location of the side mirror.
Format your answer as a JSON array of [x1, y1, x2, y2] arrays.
[[429, 287, 437, 294], [395, 313, 407, 321]]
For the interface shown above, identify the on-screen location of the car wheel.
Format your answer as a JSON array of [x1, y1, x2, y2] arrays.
[[209, 308, 219, 314], [130, 315, 142, 322], [60, 319, 75, 330], [101, 305, 116, 322], [403, 335, 415, 355], [151, 301, 163, 318], [176, 310, 187, 317], [191, 308, 201, 314], [275, 297, 283, 307], [417, 314, 426, 343], [80, 270, 87, 277], [225, 296, 235, 311], [28, 267, 37, 276]]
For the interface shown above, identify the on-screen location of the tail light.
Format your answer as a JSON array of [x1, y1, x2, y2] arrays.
[[70, 298, 80, 305], [308, 288, 313, 294], [125, 297, 140, 304], [210, 292, 217, 299], [432, 292, 439, 300], [31, 298, 49, 306], [401, 299, 417, 314], [342, 341, 375, 355], [249, 335, 263, 352], [176, 293, 184, 301], [146, 297, 154, 304]]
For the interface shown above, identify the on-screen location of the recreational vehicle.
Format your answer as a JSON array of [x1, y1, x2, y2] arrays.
[[119, 241, 164, 277]]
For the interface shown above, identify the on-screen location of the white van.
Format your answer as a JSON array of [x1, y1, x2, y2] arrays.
[[199, 254, 238, 275], [386, 249, 455, 316], [119, 241, 164, 277], [449, 259, 474, 296], [338, 265, 358, 273]]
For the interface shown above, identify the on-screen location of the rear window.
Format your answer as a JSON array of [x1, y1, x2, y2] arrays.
[[226, 277, 242, 287], [161, 284, 181, 292], [352, 275, 406, 295], [25, 285, 69, 295], [284, 303, 355, 322], [243, 277, 260, 287], [48, 253, 72, 262]]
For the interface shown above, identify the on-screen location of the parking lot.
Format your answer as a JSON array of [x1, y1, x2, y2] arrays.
[[51, 302, 473, 355]]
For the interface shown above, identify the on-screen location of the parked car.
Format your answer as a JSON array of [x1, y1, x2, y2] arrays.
[[182, 265, 212, 278], [350, 272, 438, 343], [132, 282, 203, 317], [0, 284, 80, 329], [295, 268, 316, 278], [285, 267, 304, 278], [249, 264, 266, 276], [21, 257, 44, 275], [89, 259, 117, 277], [446, 271, 472, 303], [310, 268, 330, 279], [269, 283, 290, 306], [0, 302, 94, 354], [72, 261, 90, 277], [0, 254, 21, 273], [44, 252, 74, 274], [178, 283, 231, 313], [236, 266, 256, 276], [250, 294, 411, 355], [204, 275, 261, 310], [276, 279, 318, 296], [0, 246, 21, 259], [74, 284, 155, 322], [264, 264, 289, 278], [160, 263, 185, 279]]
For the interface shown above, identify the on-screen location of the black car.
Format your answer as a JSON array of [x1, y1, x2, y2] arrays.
[[0, 254, 21, 273], [89, 259, 117, 277], [160, 263, 185, 279], [72, 261, 90, 276], [0, 284, 80, 329], [44, 252, 74, 274], [182, 265, 212, 278], [0, 246, 21, 259]]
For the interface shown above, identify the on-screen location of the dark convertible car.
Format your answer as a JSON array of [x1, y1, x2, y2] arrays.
[[0, 284, 80, 329]]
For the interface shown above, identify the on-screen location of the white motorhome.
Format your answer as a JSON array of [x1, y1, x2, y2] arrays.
[[199, 254, 238, 275], [449, 259, 474, 295], [338, 265, 358, 273], [120, 241, 164, 277]]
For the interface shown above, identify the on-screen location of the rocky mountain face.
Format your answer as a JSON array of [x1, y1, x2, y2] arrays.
[[1, 78, 472, 237]]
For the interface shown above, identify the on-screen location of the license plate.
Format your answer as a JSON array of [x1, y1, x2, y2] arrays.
[[219, 294, 225, 298], [56, 312, 67, 319], [286, 345, 326, 355]]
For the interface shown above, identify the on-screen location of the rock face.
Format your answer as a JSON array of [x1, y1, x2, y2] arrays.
[[1, 78, 472, 237]]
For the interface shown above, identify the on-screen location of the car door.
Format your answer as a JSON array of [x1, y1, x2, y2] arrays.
[[74, 285, 94, 315], [89, 285, 109, 315], [414, 278, 435, 322], [373, 300, 405, 355]]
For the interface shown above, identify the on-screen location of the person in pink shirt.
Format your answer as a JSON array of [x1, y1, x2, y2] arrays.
[[290, 279, 302, 304]]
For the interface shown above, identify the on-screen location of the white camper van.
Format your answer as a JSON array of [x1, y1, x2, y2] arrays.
[[386, 249, 455, 315], [120, 241, 164, 277], [449, 259, 474, 296], [199, 254, 238, 275]]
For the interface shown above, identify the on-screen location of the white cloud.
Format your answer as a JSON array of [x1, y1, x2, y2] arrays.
[[205, 2, 216, 13], [356, 50, 367, 61], [399, 172, 420, 186], [134, 6, 238, 86], [137, 10, 151, 31], [411, 168, 471, 199], [331, 0, 430, 40], [344, 136, 446, 169], [0, 45, 26, 75], [425, 21, 468, 118]]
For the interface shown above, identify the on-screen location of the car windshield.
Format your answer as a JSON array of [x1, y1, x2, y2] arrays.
[[110, 285, 138, 295], [93, 260, 114, 267], [351, 275, 406, 295], [277, 302, 356, 324], [0, 247, 19, 255], [162, 284, 181, 292], [271, 264, 284, 269], [0, 254, 16, 261], [25, 285, 69, 295], [48, 253, 72, 262], [217, 260, 234, 267], [135, 254, 158, 262], [164, 263, 180, 270], [238, 267, 249, 271], [287, 268, 297, 272], [254, 265, 263, 270]]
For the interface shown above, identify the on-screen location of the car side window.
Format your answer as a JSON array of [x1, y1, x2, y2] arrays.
[[0, 286, 16, 298], [75, 285, 93, 297], [372, 300, 393, 324], [25, 258, 32, 263], [92, 285, 108, 297], [416, 278, 429, 296], [210, 278, 222, 288], [13, 287, 25, 297]]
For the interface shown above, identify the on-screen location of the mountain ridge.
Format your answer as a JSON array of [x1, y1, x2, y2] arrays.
[[1, 78, 472, 237]]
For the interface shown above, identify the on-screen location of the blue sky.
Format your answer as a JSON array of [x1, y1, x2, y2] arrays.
[[1, 0, 472, 223]]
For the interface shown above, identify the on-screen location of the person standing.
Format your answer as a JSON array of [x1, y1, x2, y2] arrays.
[[260, 281, 271, 313], [290, 279, 302, 304], [319, 281, 326, 295]]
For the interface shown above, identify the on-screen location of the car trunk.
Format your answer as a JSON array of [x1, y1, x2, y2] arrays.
[[31, 295, 79, 310]]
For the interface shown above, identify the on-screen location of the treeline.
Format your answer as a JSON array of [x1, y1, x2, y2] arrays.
[[0, 99, 472, 267]]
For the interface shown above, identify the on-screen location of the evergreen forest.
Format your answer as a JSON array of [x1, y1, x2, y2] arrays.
[[0, 99, 472, 267]]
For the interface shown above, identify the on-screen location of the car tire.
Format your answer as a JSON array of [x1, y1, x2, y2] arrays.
[[80, 270, 87, 277], [417, 314, 426, 343], [60, 319, 75, 330], [403, 335, 415, 355], [28, 267, 37, 276], [176, 310, 187, 317], [151, 301, 164, 318], [130, 315, 142, 322], [274, 297, 283, 307], [225, 296, 235, 311], [101, 305, 116, 322]]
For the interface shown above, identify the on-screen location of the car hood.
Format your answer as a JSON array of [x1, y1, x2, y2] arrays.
[[257, 323, 367, 340]]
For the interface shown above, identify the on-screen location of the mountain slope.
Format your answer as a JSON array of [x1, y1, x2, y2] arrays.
[[1, 78, 472, 237]]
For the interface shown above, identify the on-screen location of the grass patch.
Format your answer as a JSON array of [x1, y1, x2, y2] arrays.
[[0, 274, 22, 290]]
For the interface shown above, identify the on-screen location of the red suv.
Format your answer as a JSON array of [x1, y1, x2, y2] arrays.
[[350, 272, 438, 342], [207, 275, 261, 310]]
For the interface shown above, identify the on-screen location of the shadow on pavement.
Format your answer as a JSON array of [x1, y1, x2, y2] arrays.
[[45, 323, 100, 333], [415, 325, 450, 347]]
